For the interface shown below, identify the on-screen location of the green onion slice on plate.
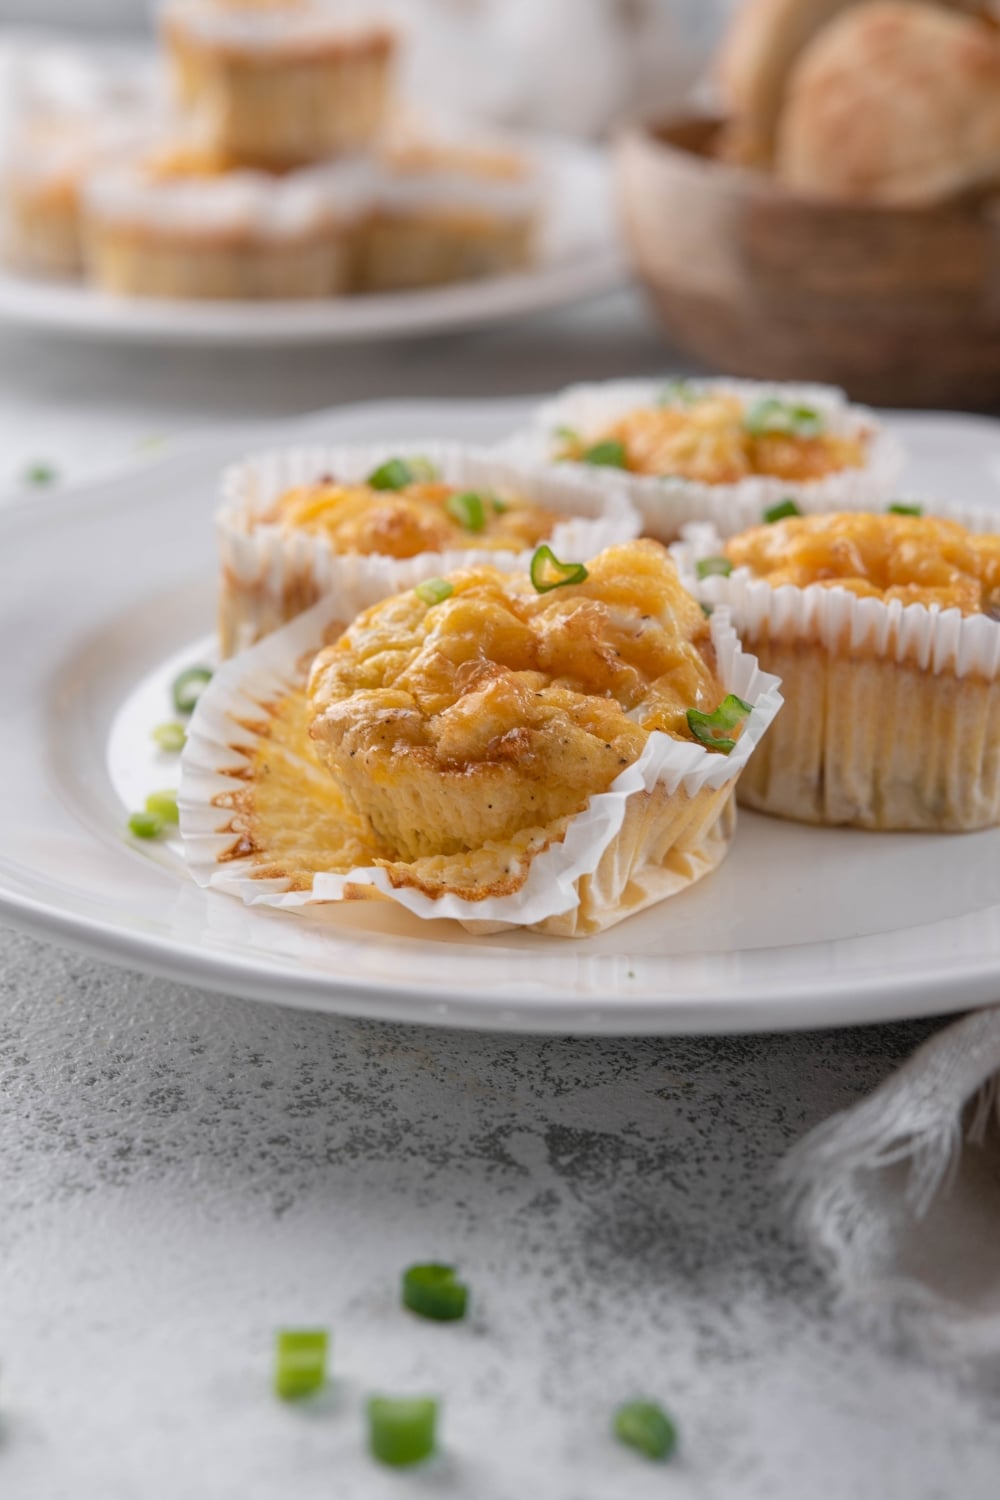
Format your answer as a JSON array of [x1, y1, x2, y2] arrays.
[[128, 811, 163, 840], [367, 1396, 438, 1467], [172, 665, 213, 715], [613, 1400, 678, 1461], [696, 556, 733, 580], [530, 545, 588, 593], [445, 491, 487, 532], [686, 693, 753, 754], [151, 721, 186, 753], [762, 498, 801, 524], [401, 1263, 468, 1322], [145, 789, 179, 826], [274, 1329, 328, 1401]]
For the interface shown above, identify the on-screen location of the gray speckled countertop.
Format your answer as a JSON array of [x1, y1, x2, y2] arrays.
[[2, 292, 999, 1497]]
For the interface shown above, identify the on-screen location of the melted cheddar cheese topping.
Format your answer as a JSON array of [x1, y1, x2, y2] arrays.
[[265, 479, 556, 561], [564, 395, 866, 483], [307, 540, 724, 860], [725, 512, 1000, 614]]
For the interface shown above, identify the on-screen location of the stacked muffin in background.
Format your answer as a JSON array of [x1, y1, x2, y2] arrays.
[[1, 0, 541, 301]]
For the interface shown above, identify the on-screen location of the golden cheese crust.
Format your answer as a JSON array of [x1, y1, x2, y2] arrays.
[[307, 539, 724, 861], [266, 479, 556, 560], [562, 394, 866, 483], [725, 511, 1000, 613]]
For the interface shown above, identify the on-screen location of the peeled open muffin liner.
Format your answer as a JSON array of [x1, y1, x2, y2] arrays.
[[180, 586, 783, 937], [502, 377, 904, 543], [672, 504, 1000, 830], [217, 440, 640, 656]]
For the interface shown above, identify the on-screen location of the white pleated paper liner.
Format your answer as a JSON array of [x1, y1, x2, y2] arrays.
[[217, 439, 640, 656], [671, 500, 1000, 679], [180, 586, 783, 937], [500, 377, 905, 541]]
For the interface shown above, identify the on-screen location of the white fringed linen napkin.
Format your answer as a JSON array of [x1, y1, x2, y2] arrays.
[[783, 1009, 1000, 1356]]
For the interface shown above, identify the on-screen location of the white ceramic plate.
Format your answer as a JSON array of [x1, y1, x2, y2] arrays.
[[4, 396, 1000, 1035], [0, 137, 623, 346]]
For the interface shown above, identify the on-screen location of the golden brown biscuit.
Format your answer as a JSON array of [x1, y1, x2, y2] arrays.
[[775, 1, 1000, 203]]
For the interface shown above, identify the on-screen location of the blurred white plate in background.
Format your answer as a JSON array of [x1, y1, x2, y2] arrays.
[[0, 134, 625, 346]]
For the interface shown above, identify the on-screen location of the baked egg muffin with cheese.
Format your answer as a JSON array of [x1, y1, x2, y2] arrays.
[[685, 506, 1000, 830], [307, 539, 730, 861]]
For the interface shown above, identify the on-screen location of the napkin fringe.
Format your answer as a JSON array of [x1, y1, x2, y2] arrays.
[[779, 1010, 1000, 1347]]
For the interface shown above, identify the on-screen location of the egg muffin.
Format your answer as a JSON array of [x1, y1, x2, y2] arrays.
[[681, 507, 1000, 830], [182, 540, 782, 936], [161, 0, 397, 169], [308, 539, 730, 860], [356, 131, 539, 293], [83, 142, 362, 301], [511, 377, 903, 542], [217, 442, 639, 656]]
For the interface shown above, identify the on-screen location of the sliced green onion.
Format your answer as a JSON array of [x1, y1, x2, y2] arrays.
[[530, 544, 589, 593], [368, 1396, 438, 1468], [172, 665, 213, 715], [151, 720, 187, 753], [696, 556, 733, 580], [128, 810, 164, 840], [687, 693, 753, 754], [582, 439, 627, 469], [445, 491, 487, 533], [553, 424, 581, 447], [763, 498, 801, 524], [613, 1401, 677, 1461], [401, 1263, 468, 1322], [22, 462, 58, 487], [145, 789, 179, 826], [491, 493, 508, 514], [701, 602, 714, 618], [415, 577, 454, 606], [888, 502, 923, 517], [367, 458, 416, 491], [745, 398, 823, 439], [407, 455, 439, 482], [274, 1329, 328, 1401], [659, 378, 697, 405]]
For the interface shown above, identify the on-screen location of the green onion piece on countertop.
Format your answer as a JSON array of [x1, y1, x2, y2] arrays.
[[22, 462, 58, 487], [172, 665, 213, 715], [888, 502, 923, 516], [145, 789, 179, 826], [401, 1263, 468, 1322], [696, 556, 733, 580], [151, 721, 187, 753], [274, 1329, 328, 1401], [445, 491, 487, 532], [530, 545, 589, 593], [582, 439, 627, 469], [367, 458, 416, 491], [128, 810, 164, 840], [687, 693, 753, 754], [415, 578, 454, 606], [613, 1400, 678, 1461], [762, 498, 801, 524], [368, 1396, 439, 1467]]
